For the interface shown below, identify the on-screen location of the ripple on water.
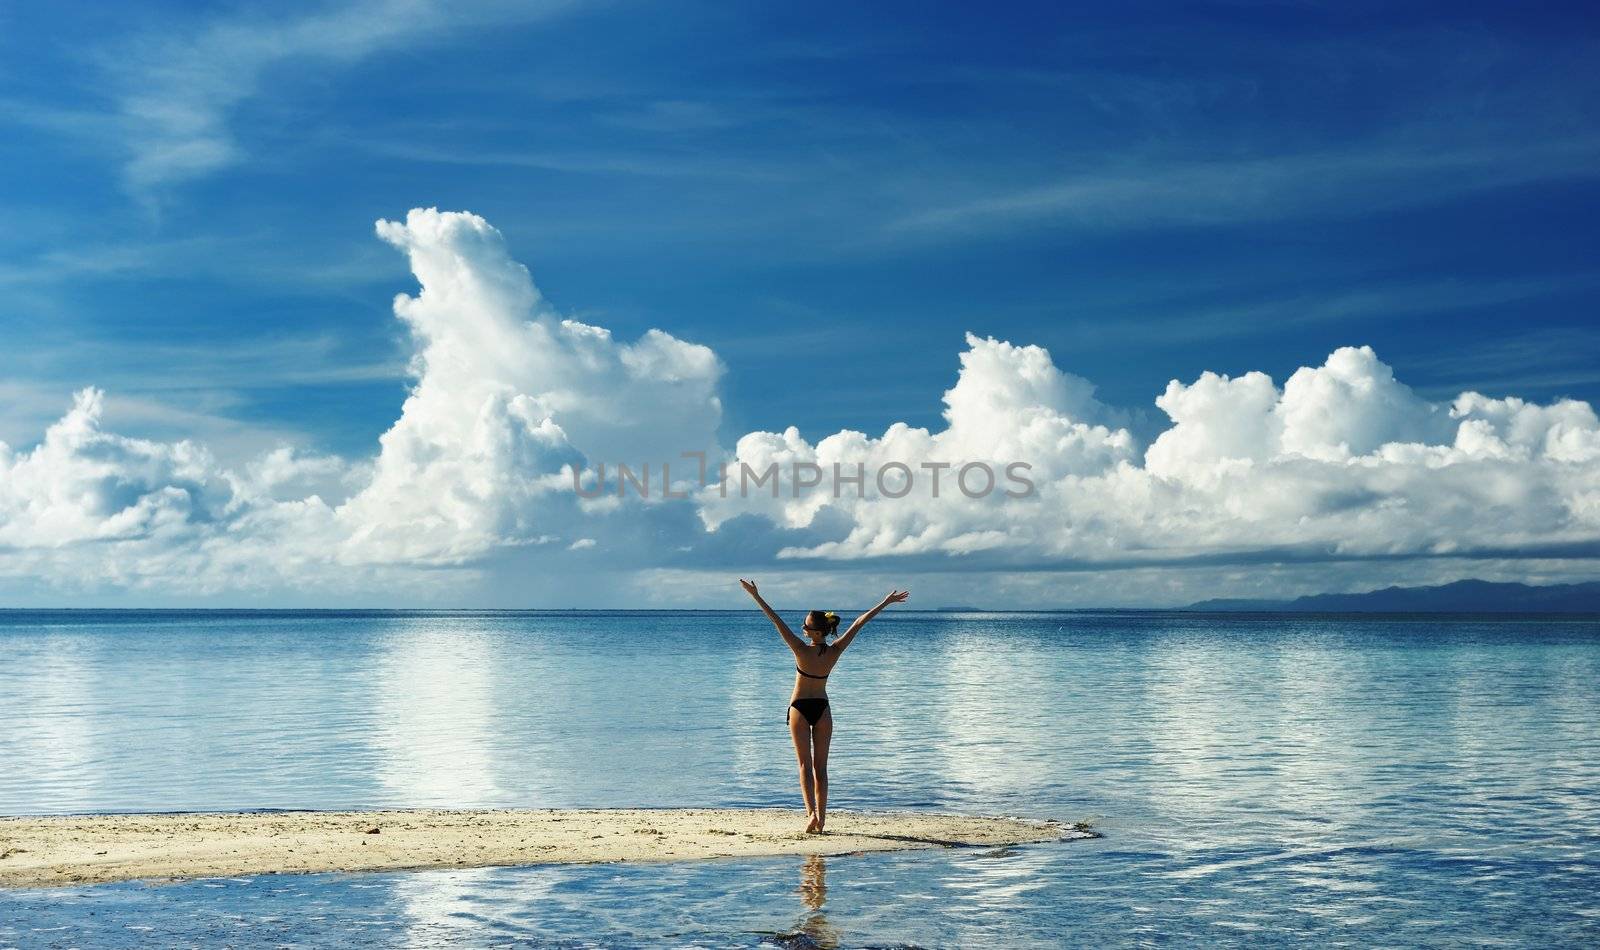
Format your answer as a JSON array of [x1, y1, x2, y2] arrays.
[[0, 610, 1598, 945]]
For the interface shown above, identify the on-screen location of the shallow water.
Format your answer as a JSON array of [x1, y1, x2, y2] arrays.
[[2, 609, 1598, 947]]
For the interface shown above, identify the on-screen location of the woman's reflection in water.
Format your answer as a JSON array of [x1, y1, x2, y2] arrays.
[[790, 854, 841, 948]]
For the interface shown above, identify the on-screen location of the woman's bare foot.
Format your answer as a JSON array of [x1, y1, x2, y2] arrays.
[[814, 814, 826, 834], [805, 811, 821, 833]]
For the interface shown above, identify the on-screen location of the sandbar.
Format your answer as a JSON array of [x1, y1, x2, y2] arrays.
[[0, 808, 1093, 888]]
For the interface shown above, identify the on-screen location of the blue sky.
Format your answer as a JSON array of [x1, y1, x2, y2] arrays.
[[2, 1, 1599, 606]]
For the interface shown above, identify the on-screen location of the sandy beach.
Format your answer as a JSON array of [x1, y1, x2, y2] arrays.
[[0, 808, 1091, 888]]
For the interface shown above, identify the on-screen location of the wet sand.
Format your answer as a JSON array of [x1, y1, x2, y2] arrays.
[[0, 808, 1092, 888]]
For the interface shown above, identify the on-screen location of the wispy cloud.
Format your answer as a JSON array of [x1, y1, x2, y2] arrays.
[[91, 0, 575, 199], [0, 235, 235, 287], [0, 378, 341, 471], [0, 229, 404, 293], [0, 333, 405, 454], [1406, 327, 1600, 399], [882, 136, 1600, 242], [12, 334, 405, 391], [1064, 273, 1600, 346], [359, 138, 792, 181]]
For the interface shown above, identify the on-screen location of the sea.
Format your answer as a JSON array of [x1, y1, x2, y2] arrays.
[[1, 609, 1597, 948]]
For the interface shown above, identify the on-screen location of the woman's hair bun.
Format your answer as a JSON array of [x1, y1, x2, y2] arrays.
[[808, 609, 840, 635]]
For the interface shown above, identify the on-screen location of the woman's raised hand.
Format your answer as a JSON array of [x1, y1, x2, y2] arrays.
[[739, 578, 759, 597], [885, 589, 910, 604]]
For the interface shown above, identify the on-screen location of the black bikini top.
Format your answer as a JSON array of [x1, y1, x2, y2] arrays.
[[796, 667, 828, 679]]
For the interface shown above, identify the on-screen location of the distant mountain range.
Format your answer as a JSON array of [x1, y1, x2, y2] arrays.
[[1188, 579, 1600, 613]]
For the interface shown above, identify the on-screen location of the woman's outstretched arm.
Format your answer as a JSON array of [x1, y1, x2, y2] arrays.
[[832, 589, 909, 655], [739, 578, 805, 651]]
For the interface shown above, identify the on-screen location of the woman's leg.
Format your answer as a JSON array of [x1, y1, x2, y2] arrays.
[[812, 708, 833, 831], [788, 707, 817, 827]]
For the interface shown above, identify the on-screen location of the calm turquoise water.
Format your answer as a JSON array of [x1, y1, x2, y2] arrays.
[[2, 609, 1598, 947]]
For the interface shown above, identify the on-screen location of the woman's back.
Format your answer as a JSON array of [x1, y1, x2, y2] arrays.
[[792, 644, 835, 698]]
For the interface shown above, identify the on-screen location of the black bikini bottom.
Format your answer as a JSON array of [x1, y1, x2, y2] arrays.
[[788, 697, 830, 726]]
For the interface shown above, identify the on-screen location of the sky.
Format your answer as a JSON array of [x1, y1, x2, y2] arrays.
[[1, 0, 1598, 607]]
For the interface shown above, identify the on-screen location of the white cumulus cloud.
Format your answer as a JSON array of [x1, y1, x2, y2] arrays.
[[335, 208, 722, 565], [1, 208, 1597, 605], [0, 388, 231, 548], [0, 209, 721, 597], [704, 341, 1600, 568]]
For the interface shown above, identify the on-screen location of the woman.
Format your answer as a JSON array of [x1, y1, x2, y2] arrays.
[[738, 578, 910, 833]]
